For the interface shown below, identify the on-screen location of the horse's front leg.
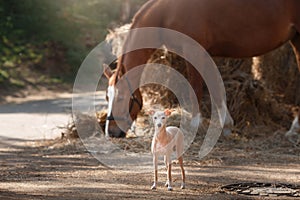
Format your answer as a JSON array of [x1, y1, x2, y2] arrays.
[[291, 27, 300, 72], [186, 61, 203, 127], [185, 58, 234, 135], [287, 34, 300, 139]]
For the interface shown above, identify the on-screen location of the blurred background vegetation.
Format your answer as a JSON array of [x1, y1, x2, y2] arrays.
[[0, 0, 146, 93]]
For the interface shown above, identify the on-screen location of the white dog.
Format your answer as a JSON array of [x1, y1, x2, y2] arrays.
[[150, 109, 185, 191]]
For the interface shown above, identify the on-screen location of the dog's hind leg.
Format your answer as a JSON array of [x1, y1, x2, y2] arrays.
[[164, 155, 169, 187], [178, 156, 185, 189], [176, 133, 185, 189], [164, 155, 173, 191]]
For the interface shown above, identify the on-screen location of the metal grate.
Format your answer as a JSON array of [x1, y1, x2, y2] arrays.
[[221, 182, 300, 197]]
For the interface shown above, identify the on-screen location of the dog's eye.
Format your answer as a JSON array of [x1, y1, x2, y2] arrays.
[[162, 117, 165, 120], [154, 117, 157, 120]]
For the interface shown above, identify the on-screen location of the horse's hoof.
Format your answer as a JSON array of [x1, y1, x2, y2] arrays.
[[165, 182, 169, 187], [223, 128, 232, 136], [190, 113, 202, 128], [167, 186, 173, 191]]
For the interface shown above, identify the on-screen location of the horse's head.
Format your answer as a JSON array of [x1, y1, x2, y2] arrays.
[[103, 64, 142, 137]]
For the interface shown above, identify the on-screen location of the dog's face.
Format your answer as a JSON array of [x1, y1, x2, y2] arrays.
[[152, 111, 167, 129], [150, 110, 172, 129]]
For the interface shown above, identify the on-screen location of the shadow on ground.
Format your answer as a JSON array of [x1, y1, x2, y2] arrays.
[[0, 134, 300, 200]]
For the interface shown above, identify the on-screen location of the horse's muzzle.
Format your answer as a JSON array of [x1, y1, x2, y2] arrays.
[[106, 126, 126, 138]]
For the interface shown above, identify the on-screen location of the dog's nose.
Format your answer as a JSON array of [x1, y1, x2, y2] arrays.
[[157, 123, 162, 128]]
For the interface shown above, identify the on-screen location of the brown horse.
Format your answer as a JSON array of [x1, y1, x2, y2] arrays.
[[104, 0, 300, 137]]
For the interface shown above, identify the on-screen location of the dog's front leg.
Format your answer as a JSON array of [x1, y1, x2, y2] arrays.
[[151, 153, 158, 190], [166, 163, 173, 191], [164, 154, 173, 191]]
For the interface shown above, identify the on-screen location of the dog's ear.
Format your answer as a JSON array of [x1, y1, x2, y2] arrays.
[[164, 109, 172, 116], [103, 64, 113, 79], [148, 110, 155, 115]]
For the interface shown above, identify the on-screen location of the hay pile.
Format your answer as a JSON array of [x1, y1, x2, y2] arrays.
[[140, 48, 188, 108], [256, 43, 300, 105], [61, 113, 104, 140], [216, 60, 292, 135]]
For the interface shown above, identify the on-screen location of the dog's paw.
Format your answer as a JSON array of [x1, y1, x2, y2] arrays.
[[164, 181, 169, 187], [181, 183, 185, 189], [151, 184, 156, 190], [167, 186, 173, 191]]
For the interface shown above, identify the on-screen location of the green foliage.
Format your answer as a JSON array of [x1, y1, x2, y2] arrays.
[[0, 0, 146, 89], [0, 0, 86, 67], [0, 36, 45, 87], [0, 0, 145, 66]]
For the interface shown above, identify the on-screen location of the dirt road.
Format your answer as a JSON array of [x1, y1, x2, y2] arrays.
[[0, 91, 107, 140], [1, 134, 300, 200], [1, 92, 300, 199]]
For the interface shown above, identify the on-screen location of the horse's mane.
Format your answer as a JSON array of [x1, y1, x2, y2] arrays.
[[115, 51, 126, 83], [114, 0, 158, 82], [133, 0, 157, 23]]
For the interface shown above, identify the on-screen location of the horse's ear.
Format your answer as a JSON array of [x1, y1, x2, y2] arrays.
[[103, 64, 113, 79], [164, 109, 172, 116]]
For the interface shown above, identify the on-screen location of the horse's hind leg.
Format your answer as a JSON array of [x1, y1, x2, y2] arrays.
[[288, 33, 300, 138], [291, 33, 300, 71], [184, 50, 234, 135]]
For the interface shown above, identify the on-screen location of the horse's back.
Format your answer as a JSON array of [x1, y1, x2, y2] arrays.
[[132, 0, 299, 57]]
